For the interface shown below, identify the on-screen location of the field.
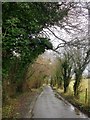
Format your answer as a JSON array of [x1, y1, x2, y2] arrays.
[[69, 79, 89, 104], [57, 78, 90, 117]]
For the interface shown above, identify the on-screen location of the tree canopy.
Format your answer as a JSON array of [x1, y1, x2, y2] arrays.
[[2, 2, 70, 71], [2, 2, 71, 98]]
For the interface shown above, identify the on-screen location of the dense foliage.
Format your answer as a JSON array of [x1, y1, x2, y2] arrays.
[[2, 2, 69, 98]]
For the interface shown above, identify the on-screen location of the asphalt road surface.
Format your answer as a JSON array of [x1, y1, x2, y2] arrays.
[[32, 85, 88, 118]]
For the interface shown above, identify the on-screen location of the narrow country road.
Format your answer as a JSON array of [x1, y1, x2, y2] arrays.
[[32, 85, 88, 118]]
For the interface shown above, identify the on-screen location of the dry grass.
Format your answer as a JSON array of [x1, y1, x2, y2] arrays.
[[2, 87, 42, 118]]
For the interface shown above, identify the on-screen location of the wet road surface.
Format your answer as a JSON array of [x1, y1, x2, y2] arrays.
[[32, 85, 88, 118]]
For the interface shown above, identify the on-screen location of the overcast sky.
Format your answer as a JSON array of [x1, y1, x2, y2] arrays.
[[41, 3, 89, 76]]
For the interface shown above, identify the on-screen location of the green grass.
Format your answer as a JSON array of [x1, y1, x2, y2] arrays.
[[57, 78, 90, 117], [69, 79, 89, 104]]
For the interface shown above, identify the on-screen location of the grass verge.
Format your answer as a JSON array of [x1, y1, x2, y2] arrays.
[[2, 87, 43, 118], [54, 78, 90, 117]]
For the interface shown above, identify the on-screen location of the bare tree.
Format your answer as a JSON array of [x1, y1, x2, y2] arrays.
[[69, 44, 90, 97]]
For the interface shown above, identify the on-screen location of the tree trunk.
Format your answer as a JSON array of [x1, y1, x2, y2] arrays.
[[64, 85, 68, 93], [73, 80, 79, 96], [64, 79, 70, 93], [73, 73, 82, 97]]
